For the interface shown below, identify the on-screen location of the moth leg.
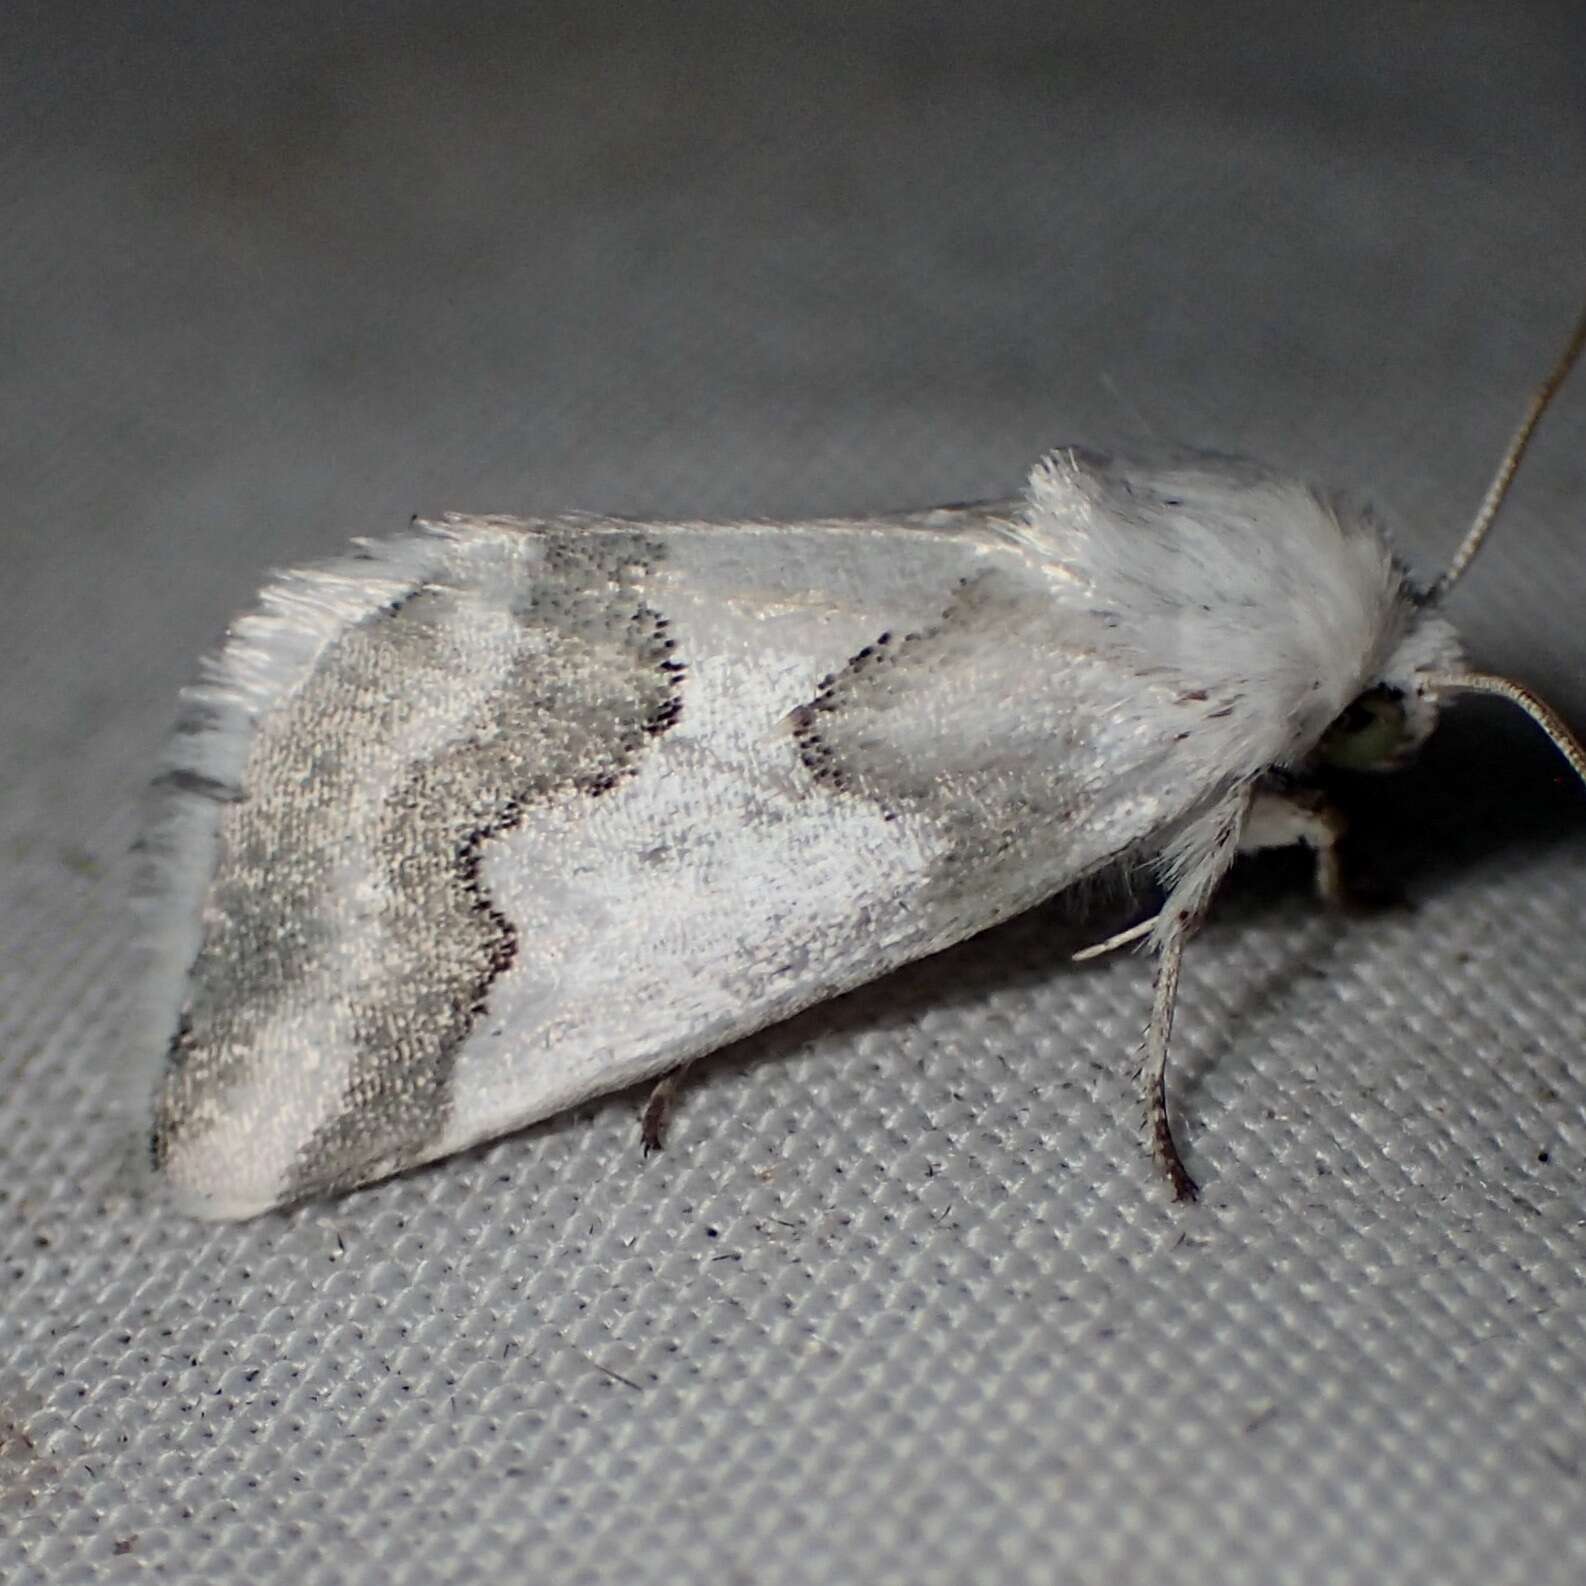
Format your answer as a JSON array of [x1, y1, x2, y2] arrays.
[[1072, 913, 1160, 962], [1140, 786, 1251, 1201], [640, 1063, 694, 1154], [1241, 782, 1346, 906], [1142, 913, 1198, 1201], [1078, 781, 1335, 961]]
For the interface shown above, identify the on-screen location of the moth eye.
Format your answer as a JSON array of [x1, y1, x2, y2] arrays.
[[1320, 685, 1408, 770]]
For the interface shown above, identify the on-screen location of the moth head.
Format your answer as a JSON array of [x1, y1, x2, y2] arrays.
[[1319, 607, 1464, 772], [1319, 685, 1413, 771]]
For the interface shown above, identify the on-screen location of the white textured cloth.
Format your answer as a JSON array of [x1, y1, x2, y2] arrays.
[[6, 4, 1586, 1581]]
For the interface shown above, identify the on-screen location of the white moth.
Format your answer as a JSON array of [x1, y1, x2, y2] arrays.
[[138, 308, 1586, 1219]]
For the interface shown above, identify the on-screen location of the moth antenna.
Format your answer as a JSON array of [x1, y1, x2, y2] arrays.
[[1425, 671, 1586, 791], [1431, 298, 1586, 599]]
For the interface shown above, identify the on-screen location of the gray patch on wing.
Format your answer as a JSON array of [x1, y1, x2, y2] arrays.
[[154, 529, 682, 1200], [788, 567, 1162, 913]]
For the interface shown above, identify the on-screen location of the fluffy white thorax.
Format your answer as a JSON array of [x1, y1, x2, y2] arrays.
[[1018, 447, 1459, 774]]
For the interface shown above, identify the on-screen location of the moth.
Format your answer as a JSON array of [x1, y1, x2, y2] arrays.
[[139, 307, 1586, 1218]]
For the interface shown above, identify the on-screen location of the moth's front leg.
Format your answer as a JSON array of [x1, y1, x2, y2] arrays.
[[1075, 781, 1348, 967], [1240, 778, 1346, 907]]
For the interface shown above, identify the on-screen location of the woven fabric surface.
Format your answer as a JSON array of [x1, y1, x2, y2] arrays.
[[6, 4, 1586, 1581]]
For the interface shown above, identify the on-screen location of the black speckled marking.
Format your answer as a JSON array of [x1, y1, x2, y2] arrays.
[[789, 631, 904, 792], [150, 767, 244, 802], [784, 570, 1088, 865]]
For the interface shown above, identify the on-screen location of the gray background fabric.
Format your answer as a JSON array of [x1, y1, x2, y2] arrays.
[[6, 3, 1586, 1580]]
